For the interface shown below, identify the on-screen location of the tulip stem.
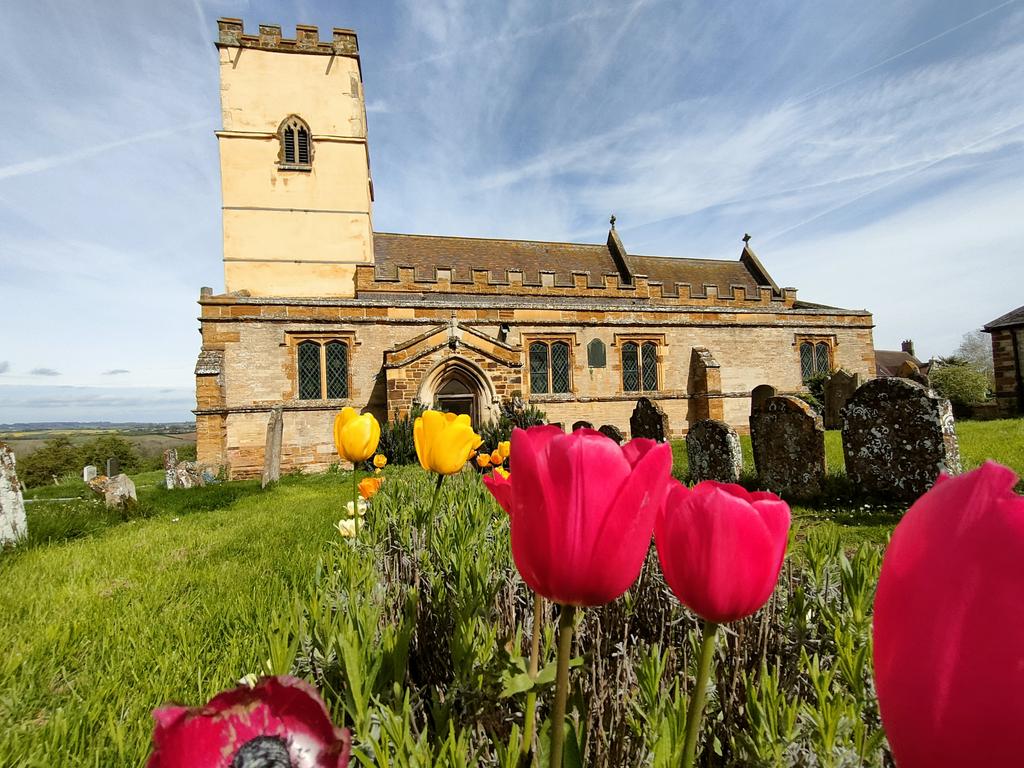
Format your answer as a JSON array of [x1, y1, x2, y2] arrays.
[[424, 474, 445, 548], [549, 604, 577, 768], [681, 620, 719, 768], [352, 465, 359, 522], [519, 592, 544, 763]]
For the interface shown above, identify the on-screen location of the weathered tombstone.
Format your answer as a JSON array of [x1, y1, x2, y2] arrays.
[[630, 397, 670, 442], [262, 406, 284, 489], [106, 457, 120, 477], [571, 420, 593, 432], [750, 396, 826, 499], [823, 370, 861, 430], [750, 384, 777, 414], [88, 474, 137, 507], [598, 424, 625, 444], [842, 378, 961, 500], [1, 444, 28, 546], [83, 464, 97, 482], [163, 449, 178, 490], [686, 419, 742, 484], [174, 461, 205, 489]]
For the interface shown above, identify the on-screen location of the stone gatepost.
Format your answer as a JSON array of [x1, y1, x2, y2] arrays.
[[823, 369, 861, 430], [262, 406, 284, 489], [1, 444, 27, 546], [686, 419, 742, 484], [630, 397, 671, 442], [842, 378, 961, 500], [163, 449, 178, 490], [750, 396, 826, 499]]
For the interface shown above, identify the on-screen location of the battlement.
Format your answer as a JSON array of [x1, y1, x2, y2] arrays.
[[216, 18, 358, 57], [354, 263, 798, 307]]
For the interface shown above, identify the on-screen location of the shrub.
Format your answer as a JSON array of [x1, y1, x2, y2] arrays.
[[478, 398, 547, 453], [930, 361, 990, 407], [377, 405, 425, 465], [17, 437, 81, 488], [78, 435, 142, 474]]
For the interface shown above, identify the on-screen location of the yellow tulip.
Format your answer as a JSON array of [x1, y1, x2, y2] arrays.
[[373, 453, 388, 469], [414, 409, 483, 475], [333, 407, 381, 463], [490, 450, 503, 466], [477, 453, 492, 468], [358, 476, 384, 500], [497, 440, 511, 459], [494, 467, 510, 479]]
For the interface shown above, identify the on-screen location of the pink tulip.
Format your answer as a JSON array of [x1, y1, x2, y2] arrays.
[[148, 676, 350, 767], [482, 467, 513, 514], [873, 461, 1024, 768], [492, 425, 673, 607], [655, 481, 790, 623]]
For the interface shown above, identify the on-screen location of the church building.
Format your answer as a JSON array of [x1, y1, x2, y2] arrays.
[[195, 19, 877, 478]]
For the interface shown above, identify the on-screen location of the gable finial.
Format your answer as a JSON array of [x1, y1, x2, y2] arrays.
[[742, 233, 751, 244], [610, 214, 616, 230]]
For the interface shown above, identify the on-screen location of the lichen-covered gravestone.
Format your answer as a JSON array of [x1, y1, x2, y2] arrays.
[[686, 419, 742, 483], [571, 420, 594, 432], [1, 443, 28, 546], [823, 369, 860, 430], [262, 406, 284, 489], [598, 424, 625, 444], [163, 449, 178, 489], [630, 397, 670, 442], [842, 378, 961, 500], [88, 474, 137, 507], [750, 396, 826, 499]]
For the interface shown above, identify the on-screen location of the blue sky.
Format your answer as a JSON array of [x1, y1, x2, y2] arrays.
[[1, 0, 1022, 423]]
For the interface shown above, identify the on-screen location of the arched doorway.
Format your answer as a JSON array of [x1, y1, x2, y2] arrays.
[[418, 357, 498, 428]]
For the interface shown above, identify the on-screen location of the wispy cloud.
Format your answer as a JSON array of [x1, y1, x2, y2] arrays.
[[103, 369, 131, 376], [29, 368, 61, 377]]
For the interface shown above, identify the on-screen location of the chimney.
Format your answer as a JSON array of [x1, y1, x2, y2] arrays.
[[901, 339, 915, 356]]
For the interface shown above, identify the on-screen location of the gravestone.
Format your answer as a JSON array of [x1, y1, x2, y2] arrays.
[[598, 424, 625, 444], [106, 457, 120, 477], [88, 474, 137, 507], [82, 465, 97, 482], [750, 396, 826, 498], [750, 384, 777, 414], [842, 378, 961, 500], [823, 370, 861, 430], [262, 406, 284, 489], [571, 420, 594, 432], [1, 444, 28, 546], [163, 449, 178, 490], [686, 419, 742, 484], [174, 462, 205, 489], [630, 397, 670, 442]]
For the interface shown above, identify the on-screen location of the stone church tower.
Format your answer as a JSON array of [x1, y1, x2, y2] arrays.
[[215, 18, 373, 297]]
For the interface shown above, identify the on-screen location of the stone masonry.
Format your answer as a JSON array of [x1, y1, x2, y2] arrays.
[[842, 378, 961, 500], [750, 396, 826, 499], [686, 419, 742, 484]]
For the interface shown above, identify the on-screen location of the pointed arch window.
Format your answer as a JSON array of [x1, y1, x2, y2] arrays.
[[621, 339, 660, 393], [293, 335, 352, 400], [528, 338, 573, 395], [279, 115, 313, 169], [796, 335, 835, 382]]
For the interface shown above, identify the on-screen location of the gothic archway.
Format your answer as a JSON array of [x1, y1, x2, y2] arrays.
[[418, 356, 498, 428]]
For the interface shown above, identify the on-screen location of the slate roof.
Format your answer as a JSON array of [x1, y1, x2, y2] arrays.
[[984, 305, 1024, 331], [372, 232, 767, 293]]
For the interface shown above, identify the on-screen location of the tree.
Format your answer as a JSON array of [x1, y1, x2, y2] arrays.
[[18, 437, 81, 487], [930, 361, 990, 407], [953, 330, 994, 382], [78, 435, 142, 474]]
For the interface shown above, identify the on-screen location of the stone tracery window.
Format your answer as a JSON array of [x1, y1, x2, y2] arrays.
[[297, 339, 349, 400], [529, 340, 572, 395], [621, 340, 659, 393], [797, 337, 834, 381], [279, 115, 312, 169]]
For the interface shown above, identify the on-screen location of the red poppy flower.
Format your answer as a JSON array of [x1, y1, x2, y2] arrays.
[[148, 676, 350, 768], [655, 480, 790, 623], [873, 461, 1024, 768], [492, 425, 673, 606]]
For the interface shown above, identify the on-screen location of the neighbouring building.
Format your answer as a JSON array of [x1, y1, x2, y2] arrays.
[[194, 19, 877, 478], [984, 306, 1024, 416], [875, 340, 931, 378]]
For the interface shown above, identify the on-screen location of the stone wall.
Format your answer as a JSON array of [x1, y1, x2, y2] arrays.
[[990, 328, 1023, 416]]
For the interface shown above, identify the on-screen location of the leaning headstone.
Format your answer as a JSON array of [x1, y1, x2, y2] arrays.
[[750, 396, 826, 499], [686, 419, 742, 484], [83, 465, 97, 482], [163, 449, 178, 490], [571, 420, 593, 432], [750, 385, 777, 414], [1, 444, 28, 546], [88, 474, 137, 507], [106, 457, 120, 477], [823, 370, 861, 430], [630, 397, 670, 442], [842, 378, 961, 500], [174, 461, 205, 489], [262, 406, 284, 489], [598, 424, 625, 444]]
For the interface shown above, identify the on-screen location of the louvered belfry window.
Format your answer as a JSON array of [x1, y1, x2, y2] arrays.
[[280, 116, 312, 168], [529, 340, 571, 395], [298, 341, 322, 399], [622, 340, 659, 393]]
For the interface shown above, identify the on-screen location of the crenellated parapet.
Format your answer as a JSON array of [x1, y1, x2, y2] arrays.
[[216, 18, 358, 56], [355, 263, 797, 307]]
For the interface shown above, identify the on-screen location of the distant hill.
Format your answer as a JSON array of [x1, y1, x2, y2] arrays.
[[0, 422, 195, 433]]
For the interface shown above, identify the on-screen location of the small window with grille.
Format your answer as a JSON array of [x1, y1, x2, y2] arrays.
[[295, 338, 350, 400], [621, 340, 660, 393], [797, 337, 834, 381], [278, 115, 313, 169], [528, 339, 572, 395]]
